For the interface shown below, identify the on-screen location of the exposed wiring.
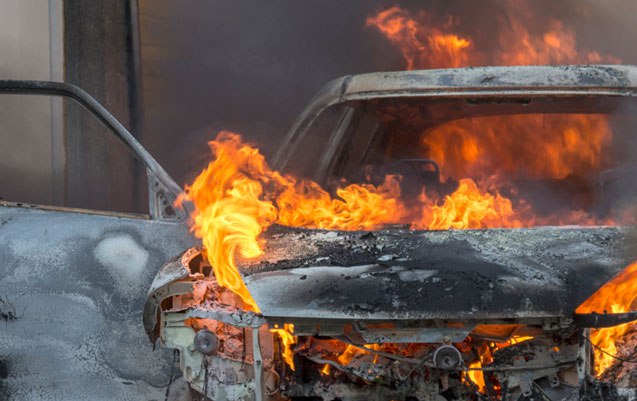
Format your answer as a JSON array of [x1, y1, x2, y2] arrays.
[[584, 335, 637, 364], [163, 349, 179, 401], [202, 357, 209, 401], [137, 348, 179, 389], [264, 369, 281, 396]]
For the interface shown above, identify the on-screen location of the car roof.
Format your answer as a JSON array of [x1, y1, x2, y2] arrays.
[[344, 65, 637, 99]]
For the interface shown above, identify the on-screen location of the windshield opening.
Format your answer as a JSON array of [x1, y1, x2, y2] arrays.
[[286, 95, 637, 229]]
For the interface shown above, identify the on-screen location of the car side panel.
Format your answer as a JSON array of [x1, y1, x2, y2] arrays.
[[0, 205, 197, 401]]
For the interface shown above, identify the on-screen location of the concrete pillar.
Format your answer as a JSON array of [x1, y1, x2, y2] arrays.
[[63, 0, 144, 213], [0, 0, 64, 206]]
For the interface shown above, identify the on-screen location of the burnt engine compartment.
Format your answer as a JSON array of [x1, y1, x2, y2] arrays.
[[144, 248, 632, 401]]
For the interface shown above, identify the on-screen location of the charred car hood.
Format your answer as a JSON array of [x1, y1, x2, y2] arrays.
[[239, 225, 637, 321]]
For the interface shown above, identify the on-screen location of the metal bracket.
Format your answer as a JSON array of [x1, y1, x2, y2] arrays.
[[520, 378, 533, 398], [574, 311, 637, 328], [252, 328, 264, 401], [161, 319, 205, 388], [577, 329, 592, 387], [180, 304, 267, 328], [147, 169, 188, 221]]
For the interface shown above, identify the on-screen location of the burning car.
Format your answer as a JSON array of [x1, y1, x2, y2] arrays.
[[144, 65, 637, 401]]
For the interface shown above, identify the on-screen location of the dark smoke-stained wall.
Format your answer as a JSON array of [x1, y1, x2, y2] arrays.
[[64, 0, 145, 213], [139, 0, 637, 190]]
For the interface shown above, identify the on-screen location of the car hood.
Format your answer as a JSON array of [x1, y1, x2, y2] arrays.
[[239, 225, 637, 321]]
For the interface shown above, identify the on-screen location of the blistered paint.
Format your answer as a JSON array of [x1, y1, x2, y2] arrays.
[[95, 234, 150, 297]]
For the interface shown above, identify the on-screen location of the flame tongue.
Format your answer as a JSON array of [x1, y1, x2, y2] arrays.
[[183, 133, 278, 311], [365, 7, 472, 69], [577, 261, 637, 374], [418, 178, 519, 230], [182, 132, 408, 309], [365, 5, 619, 69], [276, 175, 403, 230]]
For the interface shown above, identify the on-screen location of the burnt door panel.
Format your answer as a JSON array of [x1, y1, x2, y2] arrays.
[[0, 205, 196, 401]]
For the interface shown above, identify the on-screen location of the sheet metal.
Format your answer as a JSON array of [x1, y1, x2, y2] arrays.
[[241, 225, 637, 321], [0, 205, 196, 401]]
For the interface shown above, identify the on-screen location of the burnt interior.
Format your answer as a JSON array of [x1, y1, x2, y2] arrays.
[[284, 95, 637, 225]]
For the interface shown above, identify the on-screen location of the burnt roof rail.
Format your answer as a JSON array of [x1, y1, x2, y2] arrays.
[[0, 80, 190, 220], [574, 311, 637, 328]]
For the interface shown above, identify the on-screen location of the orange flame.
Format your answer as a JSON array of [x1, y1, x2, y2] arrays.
[[464, 336, 533, 391], [417, 178, 520, 230], [270, 323, 297, 370], [466, 360, 486, 391], [276, 175, 402, 230], [180, 132, 276, 311], [320, 364, 331, 375], [337, 344, 361, 366], [366, 7, 471, 69], [422, 114, 613, 182], [181, 132, 405, 309], [495, 20, 620, 66], [577, 261, 637, 375], [366, 6, 619, 69]]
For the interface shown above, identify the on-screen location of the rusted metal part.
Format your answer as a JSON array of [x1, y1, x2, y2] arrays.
[[182, 304, 266, 328], [356, 324, 476, 344], [144, 247, 268, 344], [146, 249, 274, 400], [159, 304, 272, 400], [578, 329, 593, 392]]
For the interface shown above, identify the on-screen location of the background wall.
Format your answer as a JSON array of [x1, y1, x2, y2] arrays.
[[63, 0, 145, 213], [0, 0, 142, 213], [0, 0, 63, 206]]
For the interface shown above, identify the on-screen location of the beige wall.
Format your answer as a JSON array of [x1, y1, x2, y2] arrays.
[[0, 0, 63, 205]]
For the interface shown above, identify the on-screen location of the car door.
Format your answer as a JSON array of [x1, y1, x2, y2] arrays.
[[0, 81, 197, 401]]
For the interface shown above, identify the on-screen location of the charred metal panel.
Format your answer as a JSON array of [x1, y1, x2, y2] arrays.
[[0, 204, 196, 401], [241, 225, 637, 321], [344, 65, 637, 99]]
